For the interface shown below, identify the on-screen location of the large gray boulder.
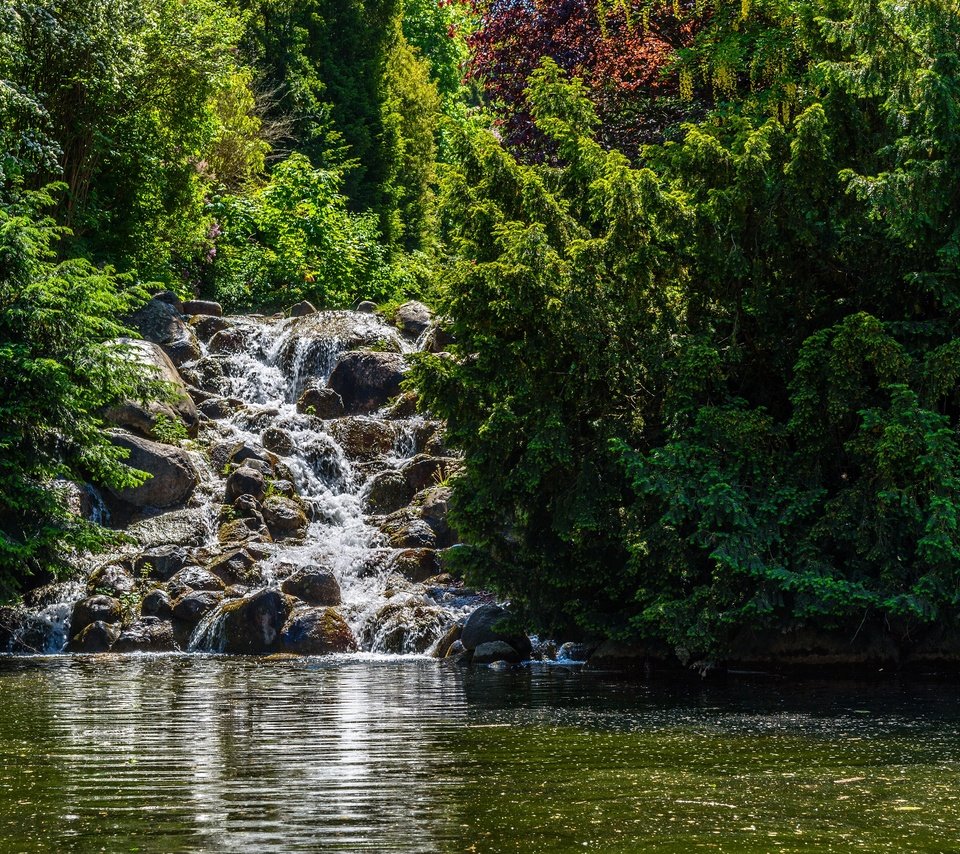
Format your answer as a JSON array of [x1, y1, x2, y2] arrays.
[[112, 618, 177, 652], [364, 470, 413, 515], [225, 466, 266, 504], [106, 432, 198, 508], [280, 567, 341, 606], [181, 300, 222, 317], [393, 301, 433, 338], [217, 589, 293, 653], [106, 339, 199, 439], [461, 604, 531, 659], [297, 382, 345, 419], [71, 595, 122, 637], [328, 351, 406, 414], [128, 297, 200, 367]]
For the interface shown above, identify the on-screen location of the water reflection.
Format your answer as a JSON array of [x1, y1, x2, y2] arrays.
[[1, 658, 959, 852]]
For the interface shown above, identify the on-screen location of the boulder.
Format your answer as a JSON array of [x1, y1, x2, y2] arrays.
[[225, 466, 266, 503], [66, 620, 120, 653], [290, 300, 317, 317], [329, 417, 396, 459], [262, 496, 308, 537], [191, 314, 231, 342], [280, 567, 341, 606], [417, 486, 456, 546], [557, 642, 596, 662], [217, 589, 293, 653], [328, 351, 406, 414], [199, 398, 240, 420], [356, 300, 377, 314], [85, 563, 135, 597], [297, 383, 345, 419], [127, 508, 208, 549], [106, 432, 198, 508], [106, 340, 199, 440], [393, 301, 433, 338], [386, 548, 441, 583], [364, 470, 413, 515], [171, 589, 224, 624], [128, 297, 200, 367], [71, 595, 123, 637], [364, 601, 448, 654], [402, 455, 456, 492], [112, 618, 177, 652], [423, 324, 455, 353], [386, 518, 436, 549], [133, 545, 190, 581], [262, 426, 295, 456], [167, 567, 225, 600], [461, 604, 531, 659], [385, 391, 418, 420], [207, 549, 258, 585], [182, 300, 222, 317], [180, 357, 226, 395], [208, 327, 249, 355], [281, 607, 357, 655], [432, 622, 462, 658], [473, 640, 524, 665], [141, 589, 174, 620]]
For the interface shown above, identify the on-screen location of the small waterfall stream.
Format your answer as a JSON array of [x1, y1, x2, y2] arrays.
[[7, 308, 486, 657]]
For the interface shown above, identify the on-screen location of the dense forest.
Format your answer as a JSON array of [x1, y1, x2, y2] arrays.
[[2, 0, 960, 663]]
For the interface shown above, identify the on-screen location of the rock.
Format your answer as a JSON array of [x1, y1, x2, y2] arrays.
[[217, 589, 293, 653], [106, 432, 198, 508], [171, 589, 224, 624], [199, 397, 240, 420], [417, 486, 456, 546], [280, 567, 342, 606], [112, 618, 177, 652], [262, 426, 295, 456], [152, 290, 183, 310], [225, 466, 266, 503], [365, 601, 448, 654], [180, 356, 226, 395], [356, 300, 377, 314], [207, 549, 258, 585], [387, 548, 441, 583], [128, 297, 200, 367], [232, 494, 263, 518], [423, 324, 455, 353], [328, 351, 406, 414], [386, 517, 437, 549], [297, 382, 345, 419], [133, 545, 190, 581], [329, 417, 396, 459], [385, 391, 418, 420], [66, 620, 120, 653], [212, 441, 273, 473], [141, 589, 174, 620], [364, 470, 414, 515], [445, 639, 467, 660], [271, 479, 296, 498], [191, 314, 231, 342], [71, 595, 123, 637], [289, 300, 317, 317], [557, 642, 596, 662], [402, 455, 456, 492], [182, 300, 222, 317], [167, 567, 225, 600], [262, 496, 307, 537], [432, 622, 462, 658], [281, 607, 357, 655], [218, 517, 271, 546], [393, 301, 433, 338], [85, 563, 135, 597], [473, 640, 523, 664], [127, 508, 208, 549], [208, 327, 249, 355], [461, 604, 531, 659]]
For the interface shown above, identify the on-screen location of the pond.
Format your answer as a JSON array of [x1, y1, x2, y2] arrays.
[[0, 656, 958, 852]]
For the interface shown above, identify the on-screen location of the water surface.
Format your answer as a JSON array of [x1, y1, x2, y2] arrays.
[[1, 657, 958, 852]]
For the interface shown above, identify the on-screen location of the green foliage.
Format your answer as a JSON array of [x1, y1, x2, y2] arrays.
[[0, 189, 153, 599]]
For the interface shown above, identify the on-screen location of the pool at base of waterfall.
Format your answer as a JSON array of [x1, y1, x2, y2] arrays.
[[1, 656, 959, 853]]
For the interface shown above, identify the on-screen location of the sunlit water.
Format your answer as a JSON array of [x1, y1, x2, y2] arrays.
[[1, 658, 959, 852]]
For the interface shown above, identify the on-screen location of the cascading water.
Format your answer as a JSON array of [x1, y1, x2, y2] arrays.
[[6, 307, 486, 657]]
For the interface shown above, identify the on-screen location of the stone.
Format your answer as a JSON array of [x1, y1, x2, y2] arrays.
[[432, 622, 462, 658], [66, 620, 120, 653], [402, 455, 456, 492], [207, 549, 258, 585], [85, 564, 135, 597], [297, 383, 345, 419], [71, 595, 123, 637], [127, 508, 208, 549], [181, 300, 222, 317], [141, 589, 174, 620], [393, 301, 433, 338], [473, 640, 523, 665], [461, 604, 532, 659], [152, 290, 183, 310], [423, 324, 455, 353], [106, 432, 198, 508], [365, 602, 448, 654], [386, 518, 436, 550], [262, 496, 308, 537], [171, 589, 224, 624], [281, 607, 357, 655], [133, 545, 190, 581], [225, 466, 266, 503], [356, 300, 377, 313], [385, 391, 418, 420], [289, 300, 318, 317], [180, 356, 226, 395], [217, 589, 293, 653], [557, 642, 596, 662], [208, 327, 249, 355], [262, 426, 295, 456], [364, 470, 413, 515], [280, 567, 342, 606], [112, 618, 177, 652], [105, 339, 199, 439], [386, 548, 441, 583], [445, 639, 467, 660], [167, 567, 226, 600], [329, 417, 396, 459], [191, 314, 231, 342], [199, 397, 239, 420], [328, 351, 406, 414], [218, 517, 270, 547], [417, 486, 456, 546], [128, 297, 200, 367]]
